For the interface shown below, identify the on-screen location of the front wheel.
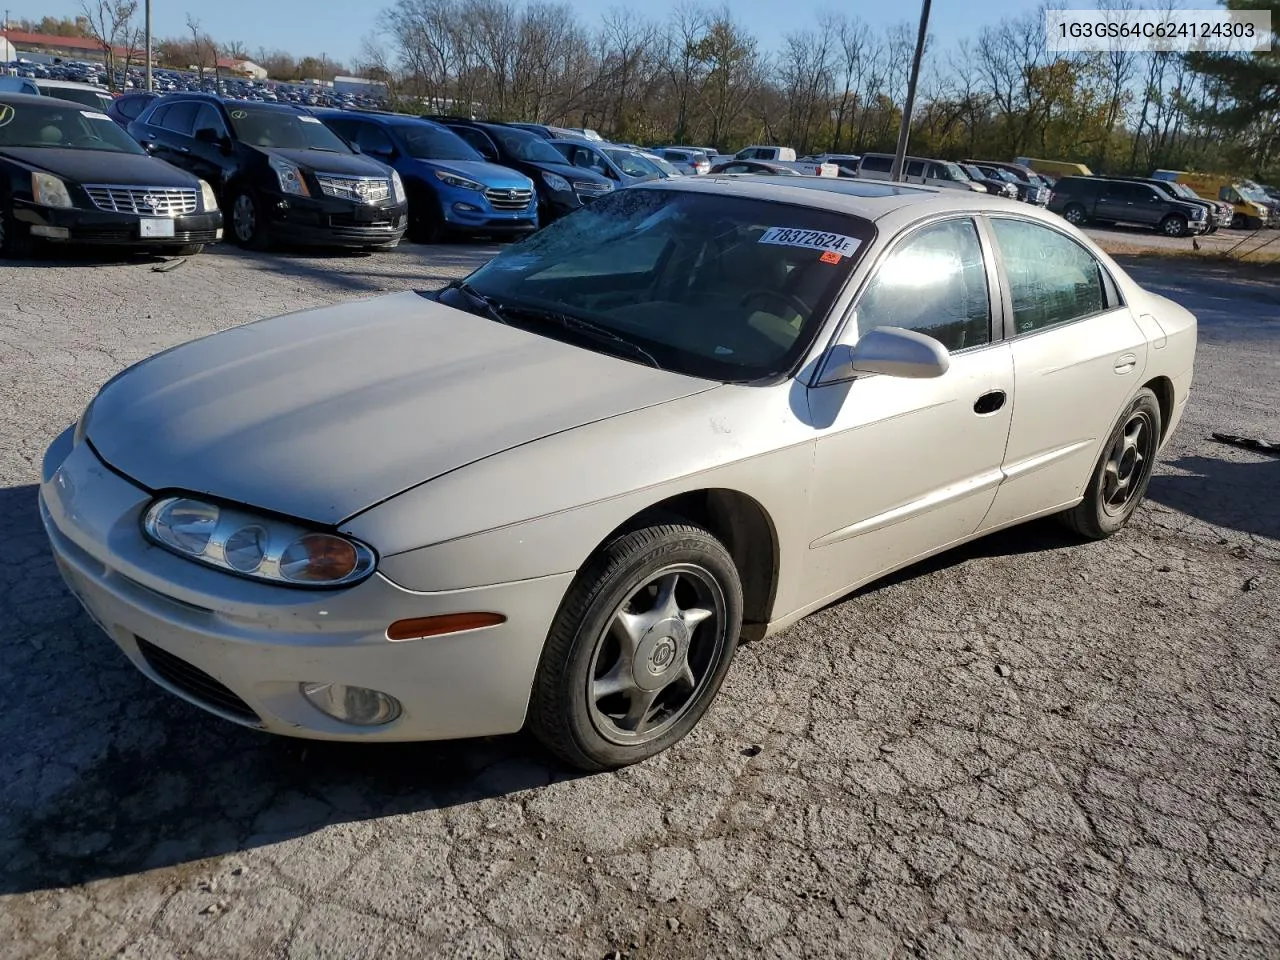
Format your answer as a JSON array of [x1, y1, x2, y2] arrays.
[[230, 188, 268, 250], [1159, 214, 1188, 238], [0, 199, 34, 258], [1059, 388, 1162, 540], [527, 523, 743, 771]]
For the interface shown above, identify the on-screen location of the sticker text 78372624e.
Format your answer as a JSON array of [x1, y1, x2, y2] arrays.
[[757, 226, 861, 258]]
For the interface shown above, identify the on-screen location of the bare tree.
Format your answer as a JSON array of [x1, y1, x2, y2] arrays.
[[79, 0, 138, 90]]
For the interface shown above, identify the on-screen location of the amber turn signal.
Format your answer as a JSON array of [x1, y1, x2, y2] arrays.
[[386, 612, 507, 642]]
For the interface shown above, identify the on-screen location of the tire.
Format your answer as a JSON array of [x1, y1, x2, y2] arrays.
[[164, 243, 205, 256], [229, 187, 268, 250], [1159, 214, 1188, 238], [1062, 203, 1088, 226], [527, 523, 744, 771], [1059, 388, 1162, 540], [0, 199, 35, 258], [408, 190, 445, 244], [1231, 213, 1246, 230]]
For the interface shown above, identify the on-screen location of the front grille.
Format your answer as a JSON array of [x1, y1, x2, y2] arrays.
[[84, 185, 199, 216], [316, 175, 391, 205], [136, 638, 259, 722], [484, 187, 533, 210], [572, 180, 612, 197]]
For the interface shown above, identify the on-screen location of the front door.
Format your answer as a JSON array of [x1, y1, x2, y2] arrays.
[[802, 217, 1015, 604], [979, 216, 1150, 530]]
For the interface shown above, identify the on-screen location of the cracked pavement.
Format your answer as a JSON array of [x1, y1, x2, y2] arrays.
[[0, 244, 1277, 959]]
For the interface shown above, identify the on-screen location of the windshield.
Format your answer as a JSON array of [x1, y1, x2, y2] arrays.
[[940, 162, 968, 181], [960, 164, 987, 181], [1240, 186, 1270, 203], [606, 148, 661, 179], [487, 126, 566, 164], [396, 121, 482, 161], [451, 187, 875, 382], [0, 100, 145, 153], [1170, 183, 1200, 200], [646, 154, 682, 177], [228, 107, 353, 152]]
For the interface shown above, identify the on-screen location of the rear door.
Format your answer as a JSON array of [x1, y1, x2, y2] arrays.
[[147, 99, 201, 174], [978, 216, 1149, 530], [1098, 181, 1158, 226]]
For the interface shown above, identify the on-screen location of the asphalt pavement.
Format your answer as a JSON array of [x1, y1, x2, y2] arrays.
[[0, 242, 1276, 959]]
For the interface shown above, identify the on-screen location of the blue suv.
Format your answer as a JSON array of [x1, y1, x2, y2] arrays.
[[317, 111, 537, 243]]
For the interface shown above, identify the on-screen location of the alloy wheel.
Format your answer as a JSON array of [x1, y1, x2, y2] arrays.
[[1100, 410, 1155, 517], [587, 564, 727, 746], [1064, 205, 1086, 225], [233, 194, 256, 243]]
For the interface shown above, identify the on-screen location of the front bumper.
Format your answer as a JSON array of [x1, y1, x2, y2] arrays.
[[262, 191, 409, 247], [15, 202, 223, 246], [442, 201, 538, 236], [39, 429, 572, 742]]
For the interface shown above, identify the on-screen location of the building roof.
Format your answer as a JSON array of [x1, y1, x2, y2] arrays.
[[0, 30, 143, 58]]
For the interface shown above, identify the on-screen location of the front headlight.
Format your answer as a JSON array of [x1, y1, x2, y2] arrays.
[[198, 179, 219, 212], [541, 171, 571, 193], [268, 155, 311, 197], [73, 396, 96, 446], [390, 169, 406, 204], [435, 170, 483, 192], [143, 495, 376, 587], [33, 172, 74, 208]]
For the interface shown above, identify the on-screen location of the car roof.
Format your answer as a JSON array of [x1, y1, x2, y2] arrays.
[[35, 78, 106, 91], [637, 175, 1034, 223], [170, 94, 305, 113], [0, 92, 56, 106]]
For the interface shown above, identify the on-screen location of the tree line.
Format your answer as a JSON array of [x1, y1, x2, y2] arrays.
[[359, 0, 1279, 179]]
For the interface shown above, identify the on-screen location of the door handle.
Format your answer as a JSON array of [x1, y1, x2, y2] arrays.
[[974, 390, 1007, 415], [1114, 353, 1137, 374], [178, 146, 190, 154]]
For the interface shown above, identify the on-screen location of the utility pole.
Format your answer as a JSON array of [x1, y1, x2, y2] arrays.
[[144, 0, 152, 91], [890, 0, 932, 182]]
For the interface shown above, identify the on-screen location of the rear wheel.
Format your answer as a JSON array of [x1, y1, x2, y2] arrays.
[[1059, 388, 1161, 540], [408, 189, 446, 244], [1062, 203, 1088, 226], [527, 523, 743, 771], [1159, 214, 1188, 238], [1231, 213, 1246, 229]]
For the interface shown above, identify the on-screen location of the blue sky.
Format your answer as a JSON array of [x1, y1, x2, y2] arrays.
[[14, 0, 1052, 66]]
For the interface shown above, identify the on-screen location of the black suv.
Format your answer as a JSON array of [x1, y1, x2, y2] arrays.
[[1048, 176, 1209, 237], [128, 96, 408, 249], [424, 117, 613, 222], [1112, 176, 1230, 233]]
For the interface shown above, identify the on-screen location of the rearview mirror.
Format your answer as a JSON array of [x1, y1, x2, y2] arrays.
[[823, 326, 951, 381]]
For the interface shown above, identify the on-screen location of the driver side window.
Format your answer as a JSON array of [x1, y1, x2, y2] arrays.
[[854, 218, 992, 353]]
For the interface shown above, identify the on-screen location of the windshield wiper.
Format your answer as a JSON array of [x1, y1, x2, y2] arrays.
[[450, 282, 510, 325], [491, 299, 662, 369], [307, 146, 343, 152]]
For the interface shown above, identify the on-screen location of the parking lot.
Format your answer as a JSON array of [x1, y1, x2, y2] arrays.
[[1, 241, 1277, 959]]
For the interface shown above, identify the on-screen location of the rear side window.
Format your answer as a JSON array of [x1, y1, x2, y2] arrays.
[[454, 126, 497, 157], [906, 160, 925, 177], [160, 101, 199, 136], [989, 218, 1107, 334], [855, 218, 991, 353], [117, 97, 148, 120], [146, 102, 171, 126], [860, 155, 892, 173]]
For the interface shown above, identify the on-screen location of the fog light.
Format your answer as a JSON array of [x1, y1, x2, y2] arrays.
[[300, 682, 401, 725], [453, 202, 480, 213], [216, 228, 224, 239], [31, 226, 71, 239]]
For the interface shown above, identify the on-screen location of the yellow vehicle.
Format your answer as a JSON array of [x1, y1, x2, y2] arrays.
[[1014, 157, 1094, 179], [1152, 170, 1273, 229]]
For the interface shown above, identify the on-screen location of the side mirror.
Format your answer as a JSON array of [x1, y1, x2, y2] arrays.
[[823, 326, 951, 381]]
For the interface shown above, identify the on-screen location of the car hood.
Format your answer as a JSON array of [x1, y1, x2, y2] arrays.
[[256, 146, 390, 177], [0, 147, 195, 186], [415, 158, 532, 189], [531, 159, 609, 183], [88, 292, 714, 525]]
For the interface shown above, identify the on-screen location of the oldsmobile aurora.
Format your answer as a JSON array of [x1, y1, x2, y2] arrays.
[[40, 178, 1197, 770]]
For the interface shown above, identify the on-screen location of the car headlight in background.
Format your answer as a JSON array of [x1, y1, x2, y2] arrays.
[[269, 155, 310, 197], [143, 495, 376, 587], [435, 170, 483, 192], [390, 169, 406, 204], [198, 179, 219, 212], [541, 171, 571, 193], [33, 172, 74, 208]]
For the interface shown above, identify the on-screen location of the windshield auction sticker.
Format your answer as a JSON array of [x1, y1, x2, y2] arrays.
[[758, 227, 861, 258], [1047, 9, 1272, 52]]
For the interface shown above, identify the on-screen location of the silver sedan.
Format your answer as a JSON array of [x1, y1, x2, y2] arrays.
[[40, 177, 1197, 770]]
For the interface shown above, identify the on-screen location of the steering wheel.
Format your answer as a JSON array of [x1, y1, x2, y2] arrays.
[[739, 289, 809, 320]]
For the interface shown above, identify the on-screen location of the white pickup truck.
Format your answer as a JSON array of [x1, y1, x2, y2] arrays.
[[734, 146, 838, 178]]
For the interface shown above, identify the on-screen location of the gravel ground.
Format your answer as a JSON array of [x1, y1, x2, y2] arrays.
[[0, 242, 1277, 960]]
